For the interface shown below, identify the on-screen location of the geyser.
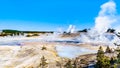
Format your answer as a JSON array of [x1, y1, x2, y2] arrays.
[[80, 0, 120, 45], [94, 0, 116, 34]]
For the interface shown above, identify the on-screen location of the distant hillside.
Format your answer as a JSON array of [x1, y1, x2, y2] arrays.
[[2, 29, 22, 33]]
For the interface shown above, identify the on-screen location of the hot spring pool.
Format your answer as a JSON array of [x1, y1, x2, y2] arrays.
[[56, 45, 97, 58], [0, 39, 41, 46]]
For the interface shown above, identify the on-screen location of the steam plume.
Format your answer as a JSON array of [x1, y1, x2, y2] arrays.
[[80, 0, 120, 46], [94, 0, 117, 34], [67, 25, 76, 33]]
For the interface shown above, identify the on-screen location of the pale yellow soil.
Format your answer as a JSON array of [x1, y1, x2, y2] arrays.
[[0, 42, 60, 68]]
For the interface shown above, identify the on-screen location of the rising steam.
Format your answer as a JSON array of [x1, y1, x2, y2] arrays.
[[67, 25, 76, 33], [94, 0, 117, 34], [80, 0, 120, 46]]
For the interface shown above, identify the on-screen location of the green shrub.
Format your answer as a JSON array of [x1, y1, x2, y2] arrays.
[[39, 56, 48, 68], [41, 46, 47, 50]]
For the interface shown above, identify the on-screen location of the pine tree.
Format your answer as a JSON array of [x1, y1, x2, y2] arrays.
[[56, 61, 62, 68], [97, 46, 104, 58], [73, 58, 78, 68], [96, 47, 104, 68], [110, 57, 116, 65], [41, 46, 47, 50], [102, 56, 110, 68], [40, 56, 48, 68], [64, 59, 73, 68], [117, 52, 120, 63], [110, 57, 117, 68], [96, 46, 111, 68], [105, 46, 112, 53]]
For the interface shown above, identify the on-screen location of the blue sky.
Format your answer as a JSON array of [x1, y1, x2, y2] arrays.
[[0, 0, 120, 31]]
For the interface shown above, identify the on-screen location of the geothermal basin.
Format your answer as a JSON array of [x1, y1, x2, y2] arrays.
[[0, 36, 99, 59]]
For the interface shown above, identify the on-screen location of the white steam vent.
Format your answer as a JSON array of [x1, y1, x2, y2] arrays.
[[67, 25, 76, 33]]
